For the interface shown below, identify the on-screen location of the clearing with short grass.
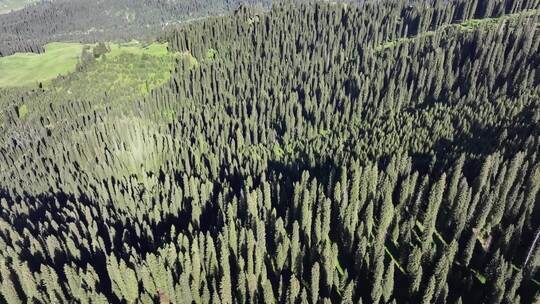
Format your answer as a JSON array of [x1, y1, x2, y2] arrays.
[[49, 41, 186, 103], [0, 40, 186, 89], [0, 42, 84, 87], [2, 41, 190, 125], [107, 41, 171, 58]]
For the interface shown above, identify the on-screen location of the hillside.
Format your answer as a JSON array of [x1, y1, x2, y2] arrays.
[[0, 0, 271, 56], [0, 0, 37, 14], [0, 0, 539, 303], [0, 42, 85, 87]]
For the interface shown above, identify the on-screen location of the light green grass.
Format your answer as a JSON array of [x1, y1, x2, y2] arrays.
[[0, 42, 85, 87], [205, 48, 218, 60], [49, 42, 181, 102], [0, 0, 37, 14], [13, 41, 185, 124], [0, 41, 186, 89], [106, 41, 170, 58]]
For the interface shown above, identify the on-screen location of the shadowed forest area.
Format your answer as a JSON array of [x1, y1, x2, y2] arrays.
[[0, 0, 539, 303]]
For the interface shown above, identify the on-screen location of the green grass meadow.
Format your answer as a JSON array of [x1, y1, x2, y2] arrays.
[[0, 42, 85, 87], [49, 41, 181, 102], [0, 40, 182, 89], [107, 41, 171, 58]]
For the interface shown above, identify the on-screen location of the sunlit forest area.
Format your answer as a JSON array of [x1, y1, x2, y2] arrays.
[[0, 0, 539, 303]]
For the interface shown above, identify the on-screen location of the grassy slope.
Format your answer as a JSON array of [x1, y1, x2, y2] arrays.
[[0, 0, 37, 14], [0, 41, 191, 178], [10, 42, 195, 126], [0, 40, 189, 89], [49, 41, 186, 103], [0, 42, 85, 87], [107, 41, 171, 58]]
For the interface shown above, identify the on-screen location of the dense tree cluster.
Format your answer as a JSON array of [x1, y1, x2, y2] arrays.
[[0, 0, 272, 56], [0, 0, 539, 303]]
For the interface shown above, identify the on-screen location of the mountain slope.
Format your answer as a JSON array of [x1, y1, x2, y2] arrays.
[[0, 0, 38, 14], [0, 0, 271, 56], [0, 0, 539, 303]]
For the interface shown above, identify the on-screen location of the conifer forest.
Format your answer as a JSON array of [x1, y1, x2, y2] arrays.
[[0, 0, 540, 303]]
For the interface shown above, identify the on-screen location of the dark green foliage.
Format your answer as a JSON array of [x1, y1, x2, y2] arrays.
[[0, 0, 539, 303]]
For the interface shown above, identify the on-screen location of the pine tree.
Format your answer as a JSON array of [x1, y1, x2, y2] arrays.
[[0, 274, 22, 304], [311, 262, 320, 304], [370, 252, 385, 304], [291, 221, 301, 275], [219, 236, 233, 304], [341, 281, 354, 304], [421, 276, 436, 304], [262, 277, 276, 304], [121, 261, 140, 303], [421, 174, 446, 252], [107, 255, 139, 303], [287, 275, 300, 304], [382, 262, 395, 303]]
